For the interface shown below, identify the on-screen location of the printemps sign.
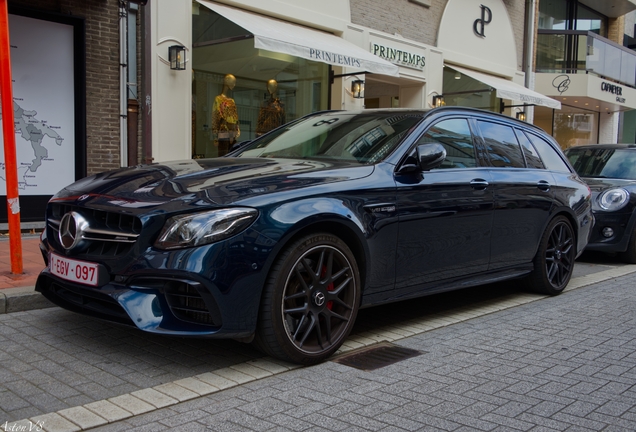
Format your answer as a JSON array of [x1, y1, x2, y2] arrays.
[[371, 42, 425, 70]]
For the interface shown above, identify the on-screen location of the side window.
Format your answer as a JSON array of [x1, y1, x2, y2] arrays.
[[525, 132, 572, 173], [477, 121, 525, 168], [514, 129, 544, 169], [416, 118, 476, 168]]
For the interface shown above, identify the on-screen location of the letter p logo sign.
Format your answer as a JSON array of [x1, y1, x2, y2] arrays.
[[473, 4, 492, 38]]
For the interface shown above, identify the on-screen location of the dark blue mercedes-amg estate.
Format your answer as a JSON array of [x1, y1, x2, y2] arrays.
[[37, 107, 593, 364]]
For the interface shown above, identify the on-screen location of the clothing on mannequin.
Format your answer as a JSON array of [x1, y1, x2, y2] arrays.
[[212, 74, 240, 156], [256, 79, 285, 136]]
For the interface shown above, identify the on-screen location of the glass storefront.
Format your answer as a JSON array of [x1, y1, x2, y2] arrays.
[[620, 110, 636, 144], [534, 105, 599, 149], [192, 6, 329, 158], [442, 67, 498, 111]]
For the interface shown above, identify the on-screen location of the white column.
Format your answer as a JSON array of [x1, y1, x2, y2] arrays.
[[598, 112, 620, 144], [151, 0, 192, 162]]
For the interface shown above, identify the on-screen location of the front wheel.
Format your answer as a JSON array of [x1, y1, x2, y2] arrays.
[[524, 216, 576, 295], [254, 233, 361, 365]]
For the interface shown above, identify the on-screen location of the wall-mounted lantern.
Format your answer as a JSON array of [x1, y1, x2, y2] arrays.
[[432, 95, 445, 107], [516, 111, 526, 121], [351, 79, 365, 99], [169, 45, 186, 70]]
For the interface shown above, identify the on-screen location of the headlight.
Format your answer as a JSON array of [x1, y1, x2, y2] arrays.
[[597, 188, 629, 211], [154, 208, 258, 250]]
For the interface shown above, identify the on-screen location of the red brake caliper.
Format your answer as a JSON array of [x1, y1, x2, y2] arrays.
[[321, 266, 334, 310]]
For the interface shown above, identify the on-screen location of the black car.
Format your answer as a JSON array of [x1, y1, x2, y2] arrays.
[[36, 107, 593, 365], [565, 144, 636, 263]]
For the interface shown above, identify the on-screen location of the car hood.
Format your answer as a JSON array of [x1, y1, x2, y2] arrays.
[[54, 157, 375, 211], [582, 177, 636, 193]]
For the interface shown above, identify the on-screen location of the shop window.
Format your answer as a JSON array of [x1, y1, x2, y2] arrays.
[[442, 67, 497, 112], [192, 7, 329, 158], [533, 106, 599, 149]]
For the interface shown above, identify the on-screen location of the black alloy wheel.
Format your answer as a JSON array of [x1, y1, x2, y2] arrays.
[[254, 233, 360, 365], [525, 215, 575, 295]]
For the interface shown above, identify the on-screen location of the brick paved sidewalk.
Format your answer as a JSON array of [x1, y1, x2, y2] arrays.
[[88, 272, 636, 432], [2, 263, 636, 431], [0, 236, 44, 289]]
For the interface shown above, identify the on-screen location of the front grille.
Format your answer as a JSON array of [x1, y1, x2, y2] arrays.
[[47, 204, 142, 257]]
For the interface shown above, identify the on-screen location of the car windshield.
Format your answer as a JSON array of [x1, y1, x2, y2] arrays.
[[566, 148, 636, 180], [235, 112, 424, 164]]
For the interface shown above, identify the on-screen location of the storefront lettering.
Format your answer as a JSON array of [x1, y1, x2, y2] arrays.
[[309, 48, 361, 68], [601, 82, 625, 102], [473, 4, 492, 37], [371, 43, 425, 69], [518, 94, 545, 105]]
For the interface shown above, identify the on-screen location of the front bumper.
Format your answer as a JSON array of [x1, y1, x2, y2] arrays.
[[36, 235, 270, 338], [585, 208, 636, 253]]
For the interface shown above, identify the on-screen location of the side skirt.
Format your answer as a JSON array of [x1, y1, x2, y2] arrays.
[[360, 265, 533, 309]]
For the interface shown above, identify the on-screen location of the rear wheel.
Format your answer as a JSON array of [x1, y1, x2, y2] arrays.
[[524, 216, 575, 295], [254, 233, 361, 365]]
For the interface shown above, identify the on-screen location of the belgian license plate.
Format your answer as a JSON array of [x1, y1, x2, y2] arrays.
[[49, 252, 100, 286]]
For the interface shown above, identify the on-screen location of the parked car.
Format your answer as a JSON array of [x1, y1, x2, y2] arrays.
[[565, 144, 636, 263], [37, 107, 593, 365]]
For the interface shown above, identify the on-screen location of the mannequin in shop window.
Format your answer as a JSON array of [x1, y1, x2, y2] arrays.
[[212, 74, 240, 156], [256, 79, 285, 136]]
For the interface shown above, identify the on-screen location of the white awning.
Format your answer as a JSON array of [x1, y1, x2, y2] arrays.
[[197, 0, 399, 76], [448, 65, 562, 110]]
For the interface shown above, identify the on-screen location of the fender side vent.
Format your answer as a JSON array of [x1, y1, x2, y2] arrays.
[[332, 342, 422, 371]]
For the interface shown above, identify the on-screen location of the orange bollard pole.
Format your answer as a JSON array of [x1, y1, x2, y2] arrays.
[[0, 0, 23, 274]]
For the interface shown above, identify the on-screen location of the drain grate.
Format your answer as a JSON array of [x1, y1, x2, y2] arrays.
[[333, 342, 422, 371]]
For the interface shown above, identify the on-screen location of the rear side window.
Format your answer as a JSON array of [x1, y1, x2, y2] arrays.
[[514, 129, 544, 169], [477, 121, 525, 168], [416, 118, 476, 168], [525, 132, 572, 173]]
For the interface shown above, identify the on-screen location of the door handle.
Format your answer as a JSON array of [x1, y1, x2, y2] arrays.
[[537, 180, 551, 191], [470, 179, 489, 190]]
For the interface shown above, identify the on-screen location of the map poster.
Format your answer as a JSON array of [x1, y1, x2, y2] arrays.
[[1, 9, 85, 222]]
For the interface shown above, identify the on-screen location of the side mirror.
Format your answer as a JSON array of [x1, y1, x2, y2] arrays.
[[417, 143, 446, 171]]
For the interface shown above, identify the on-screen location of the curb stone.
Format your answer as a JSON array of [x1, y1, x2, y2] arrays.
[[0, 286, 54, 314]]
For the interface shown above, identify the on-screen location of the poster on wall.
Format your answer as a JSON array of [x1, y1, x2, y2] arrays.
[[0, 8, 85, 222]]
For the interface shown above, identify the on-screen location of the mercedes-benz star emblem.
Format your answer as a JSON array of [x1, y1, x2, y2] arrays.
[[313, 291, 326, 307], [58, 212, 89, 251]]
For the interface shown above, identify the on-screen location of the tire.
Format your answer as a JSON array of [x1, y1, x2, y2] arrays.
[[253, 233, 361, 365], [524, 216, 576, 295], [618, 228, 636, 264]]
